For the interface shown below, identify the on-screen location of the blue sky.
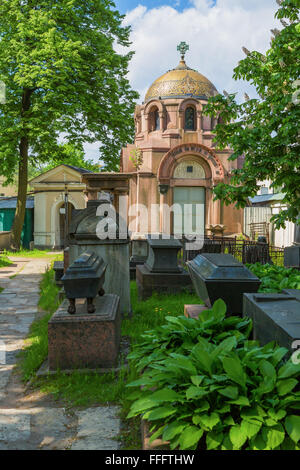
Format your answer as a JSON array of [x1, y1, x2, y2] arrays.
[[85, 0, 279, 159], [116, 1, 198, 14]]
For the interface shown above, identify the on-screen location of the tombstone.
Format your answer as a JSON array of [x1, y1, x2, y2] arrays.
[[186, 253, 261, 316], [68, 199, 131, 315], [243, 292, 300, 356], [284, 222, 300, 269], [53, 261, 64, 287], [48, 251, 121, 371], [130, 234, 148, 280], [136, 235, 192, 300]]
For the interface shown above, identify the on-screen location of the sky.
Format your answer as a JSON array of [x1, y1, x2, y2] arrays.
[[84, 0, 280, 159]]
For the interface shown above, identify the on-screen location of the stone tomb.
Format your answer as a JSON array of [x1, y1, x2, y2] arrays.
[[48, 294, 121, 370], [186, 253, 261, 315], [243, 292, 300, 356], [136, 236, 192, 300]]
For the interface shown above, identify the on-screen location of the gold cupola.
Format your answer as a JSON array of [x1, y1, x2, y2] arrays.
[[145, 42, 218, 102]]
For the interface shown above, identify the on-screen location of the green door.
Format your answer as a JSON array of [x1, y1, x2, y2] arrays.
[[173, 187, 205, 237]]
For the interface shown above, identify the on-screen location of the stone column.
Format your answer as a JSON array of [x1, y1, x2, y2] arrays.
[[159, 184, 170, 234]]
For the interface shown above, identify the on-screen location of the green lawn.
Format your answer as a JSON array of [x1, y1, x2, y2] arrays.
[[2, 248, 62, 258], [0, 254, 13, 267]]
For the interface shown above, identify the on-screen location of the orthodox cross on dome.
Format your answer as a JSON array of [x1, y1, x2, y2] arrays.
[[177, 41, 189, 61]]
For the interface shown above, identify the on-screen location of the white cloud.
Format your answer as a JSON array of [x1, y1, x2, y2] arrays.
[[119, 0, 280, 103]]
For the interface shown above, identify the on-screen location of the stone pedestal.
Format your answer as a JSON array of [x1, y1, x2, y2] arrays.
[[53, 261, 64, 287], [243, 292, 300, 355], [48, 294, 121, 370], [284, 245, 300, 269], [136, 264, 192, 300], [184, 304, 207, 319], [130, 235, 148, 280]]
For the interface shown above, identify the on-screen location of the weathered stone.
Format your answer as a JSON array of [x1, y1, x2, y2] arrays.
[[70, 407, 120, 450], [136, 264, 192, 300], [184, 304, 207, 319], [243, 292, 300, 354]]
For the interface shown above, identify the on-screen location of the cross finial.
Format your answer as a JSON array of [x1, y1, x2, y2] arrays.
[[177, 41, 189, 61]]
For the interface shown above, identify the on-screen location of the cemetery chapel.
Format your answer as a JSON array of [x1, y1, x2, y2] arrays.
[[119, 42, 243, 237]]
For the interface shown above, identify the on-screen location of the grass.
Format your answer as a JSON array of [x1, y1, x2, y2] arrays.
[[0, 254, 13, 267], [2, 248, 61, 258]]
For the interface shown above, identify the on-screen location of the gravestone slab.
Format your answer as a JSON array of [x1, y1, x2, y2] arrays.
[[48, 294, 121, 370], [243, 292, 300, 354], [136, 265, 192, 301]]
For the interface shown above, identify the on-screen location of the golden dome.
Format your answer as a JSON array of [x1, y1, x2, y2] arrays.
[[145, 59, 218, 102]]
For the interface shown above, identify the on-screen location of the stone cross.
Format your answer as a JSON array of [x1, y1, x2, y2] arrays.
[[177, 42, 189, 61]]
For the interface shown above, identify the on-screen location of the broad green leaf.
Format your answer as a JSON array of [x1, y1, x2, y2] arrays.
[[276, 378, 298, 396], [178, 426, 204, 450], [278, 361, 300, 379], [229, 424, 248, 449], [127, 398, 158, 418], [197, 412, 220, 430], [241, 419, 262, 439], [162, 421, 187, 441], [285, 415, 300, 444], [191, 345, 213, 375], [227, 396, 250, 406], [149, 425, 164, 443], [211, 298, 227, 319], [186, 385, 209, 400], [150, 388, 182, 402], [262, 424, 285, 449], [218, 385, 238, 399], [147, 406, 177, 421], [206, 431, 224, 450], [222, 355, 246, 388], [259, 360, 276, 381], [268, 409, 287, 422], [191, 375, 205, 387]]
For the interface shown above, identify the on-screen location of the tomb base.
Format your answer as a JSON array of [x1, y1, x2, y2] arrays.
[[48, 294, 121, 371], [136, 264, 193, 301]]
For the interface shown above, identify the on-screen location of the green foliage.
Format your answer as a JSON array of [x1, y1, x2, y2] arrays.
[[204, 0, 300, 229], [127, 299, 252, 373], [126, 300, 300, 450], [247, 263, 300, 292], [0, 254, 13, 267], [0, 0, 138, 175]]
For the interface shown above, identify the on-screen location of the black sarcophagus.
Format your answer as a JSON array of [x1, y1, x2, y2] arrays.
[[186, 253, 261, 315], [61, 251, 107, 314]]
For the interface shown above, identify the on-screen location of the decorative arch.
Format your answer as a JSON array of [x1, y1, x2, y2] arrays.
[[50, 193, 83, 248], [158, 143, 224, 184], [178, 98, 202, 130]]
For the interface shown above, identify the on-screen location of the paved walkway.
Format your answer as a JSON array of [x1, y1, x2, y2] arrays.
[[0, 257, 121, 450]]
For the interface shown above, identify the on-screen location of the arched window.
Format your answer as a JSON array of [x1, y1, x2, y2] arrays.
[[154, 109, 160, 130], [184, 107, 196, 131]]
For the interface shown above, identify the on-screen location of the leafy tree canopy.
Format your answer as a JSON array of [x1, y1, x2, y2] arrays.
[[204, 0, 300, 229], [0, 0, 138, 247]]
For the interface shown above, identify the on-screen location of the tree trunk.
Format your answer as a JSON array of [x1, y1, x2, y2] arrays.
[[11, 88, 32, 250]]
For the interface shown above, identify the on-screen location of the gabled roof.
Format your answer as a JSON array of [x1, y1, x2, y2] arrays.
[[29, 164, 94, 185]]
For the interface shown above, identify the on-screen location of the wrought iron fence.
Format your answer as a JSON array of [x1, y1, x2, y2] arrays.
[[182, 236, 284, 266]]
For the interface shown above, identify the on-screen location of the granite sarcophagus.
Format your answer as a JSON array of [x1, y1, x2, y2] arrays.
[[186, 253, 261, 315], [61, 251, 107, 314], [243, 292, 300, 354]]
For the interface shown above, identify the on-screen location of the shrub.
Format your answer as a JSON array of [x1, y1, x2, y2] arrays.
[[247, 263, 300, 293], [126, 300, 300, 450]]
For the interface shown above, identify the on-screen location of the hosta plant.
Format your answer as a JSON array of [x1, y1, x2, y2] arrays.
[[126, 302, 300, 450], [247, 263, 300, 293], [128, 299, 252, 373]]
